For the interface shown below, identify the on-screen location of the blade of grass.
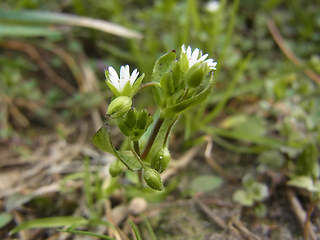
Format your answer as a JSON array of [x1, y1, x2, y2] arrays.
[[194, 0, 240, 122], [0, 24, 62, 37], [204, 126, 289, 149], [58, 229, 116, 240], [9, 217, 87, 235], [128, 220, 142, 240], [0, 9, 142, 39], [203, 53, 252, 125], [142, 215, 157, 240]]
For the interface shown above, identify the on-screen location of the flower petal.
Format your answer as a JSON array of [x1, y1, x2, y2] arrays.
[[130, 69, 139, 85]]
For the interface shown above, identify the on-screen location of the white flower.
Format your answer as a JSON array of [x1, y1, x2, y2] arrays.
[[106, 65, 139, 92], [206, 0, 220, 13], [181, 44, 217, 70]]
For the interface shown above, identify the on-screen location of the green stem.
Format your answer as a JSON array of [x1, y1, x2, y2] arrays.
[[162, 115, 179, 148], [141, 116, 165, 159], [136, 82, 161, 94], [133, 140, 143, 186]]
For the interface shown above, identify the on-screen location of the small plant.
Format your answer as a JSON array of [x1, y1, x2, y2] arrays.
[[92, 44, 217, 190]]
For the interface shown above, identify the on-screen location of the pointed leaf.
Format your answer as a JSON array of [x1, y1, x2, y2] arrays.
[[165, 78, 214, 115], [10, 217, 87, 235], [115, 151, 142, 171], [92, 124, 114, 154], [151, 51, 176, 83]]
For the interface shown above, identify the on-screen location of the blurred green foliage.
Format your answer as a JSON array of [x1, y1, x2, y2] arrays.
[[1, 0, 320, 238]]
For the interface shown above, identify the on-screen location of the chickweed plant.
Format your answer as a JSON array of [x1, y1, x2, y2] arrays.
[[93, 44, 217, 190]]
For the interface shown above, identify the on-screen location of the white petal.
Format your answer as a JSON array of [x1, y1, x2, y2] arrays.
[[123, 65, 130, 81], [198, 53, 209, 62], [120, 65, 125, 79], [181, 44, 187, 53], [108, 66, 119, 80], [187, 46, 192, 58], [130, 69, 139, 85], [191, 48, 200, 60]]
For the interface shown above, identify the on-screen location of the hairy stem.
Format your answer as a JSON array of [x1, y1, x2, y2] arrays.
[[133, 140, 144, 186], [141, 117, 164, 159]]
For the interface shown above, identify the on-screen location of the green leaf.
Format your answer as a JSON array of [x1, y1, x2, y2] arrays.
[[0, 10, 142, 39], [296, 143, 319, 179], [5, 194, 34, 211], [128, 220, 142, 240], [151, 51, 176, 83], [58, 229, 115, 240], [287, 176, 319, 192], [10, 216, 87, 235], [92, 125, 142, 171], [0, 212, 12, 229], [115, 151, 142, 171], [233, 189, 254, 206], [190, 175, 223, 193], [164, 78, 214, 115], [92, 124, 114, 154], [0, 24, 62, 37]]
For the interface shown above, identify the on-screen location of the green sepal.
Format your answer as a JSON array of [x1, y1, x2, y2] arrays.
[[180, 51, 189, 73], [136, 110, 149, 130], [124, 109, 137, 128], [152, 85, 165, 108], [117, 119, 133, 137], [164, 77, 214, 115], [185, 62, 207, 88], [121, 81, 132, 97], [130, 73, 145, 98], [172, 62, 183, 89], [106, 79, 121, 97], [160, 71, 174, 96]]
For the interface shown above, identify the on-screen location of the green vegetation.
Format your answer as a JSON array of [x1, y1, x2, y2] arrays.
[[1, 0, 319, 239]]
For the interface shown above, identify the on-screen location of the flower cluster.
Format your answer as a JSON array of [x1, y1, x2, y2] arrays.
[[95, 44, 218, 191]]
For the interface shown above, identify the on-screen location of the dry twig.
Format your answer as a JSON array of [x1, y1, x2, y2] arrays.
[[286, 189, 317, 240], [267, 19, 320, 85]]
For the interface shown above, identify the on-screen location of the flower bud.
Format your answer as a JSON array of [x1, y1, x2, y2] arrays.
[[123, 109, 137, 128], [160, 71, 174, 96], [151, 148, 170, 173], [107, 96, 132, 118], [109, 160, 123, 177], [143, 168, 164, 191], [185, 62, 206, 88]]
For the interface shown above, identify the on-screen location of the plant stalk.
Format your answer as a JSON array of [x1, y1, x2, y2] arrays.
[[141, 117, 164, 159]]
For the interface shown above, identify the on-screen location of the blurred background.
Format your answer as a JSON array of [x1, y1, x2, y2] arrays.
[[0, 0, 320, 239]]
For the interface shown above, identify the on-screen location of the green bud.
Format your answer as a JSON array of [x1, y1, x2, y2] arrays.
[[123, 109, 137, 128], [151, 148, 171, 173], [107, 96, 132, 118], [172, 62, 183, 89], [185, 62, 206, 88], [160, 71, 174, 96], [136, 110, 149, 130], [117, 119, 132, 137], [109, 160, 123, 177], [143, 168, 164, 191]]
